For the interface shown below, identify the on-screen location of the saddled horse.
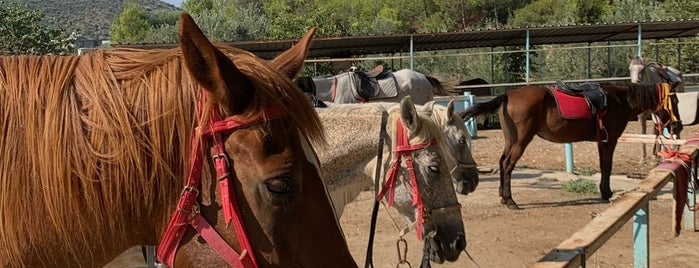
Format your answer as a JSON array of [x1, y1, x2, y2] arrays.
[[317, 97, 467, 264], [296, 67, 451, 105], [460, 81, 681, 209], [0, 13, 356, 267], [628, 54, 684, 162]]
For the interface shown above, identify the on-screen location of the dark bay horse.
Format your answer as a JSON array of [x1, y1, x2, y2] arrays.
[[459, 82, 680, 209], [0, 13, 356, 267], [628, 55, 684, 162]]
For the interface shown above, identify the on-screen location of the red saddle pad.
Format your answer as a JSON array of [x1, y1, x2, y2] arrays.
[[550, 86, 593, 119]]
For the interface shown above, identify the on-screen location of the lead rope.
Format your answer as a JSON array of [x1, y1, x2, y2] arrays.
[[365, 111, 388, 268]]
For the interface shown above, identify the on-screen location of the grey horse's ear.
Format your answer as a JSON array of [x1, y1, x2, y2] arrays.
[[627, 54, 634, 61], [447, 100, 455, 117], [446, 99, 457, 124], [399, 96, 420, 133]]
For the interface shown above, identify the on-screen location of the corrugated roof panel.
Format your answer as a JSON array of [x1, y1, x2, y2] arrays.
[[115, 20, 699, 58]]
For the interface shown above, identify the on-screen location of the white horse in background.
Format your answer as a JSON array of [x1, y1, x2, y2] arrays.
[[317, 97, 466, 264]]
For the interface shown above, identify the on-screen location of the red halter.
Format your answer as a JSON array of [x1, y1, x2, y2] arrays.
[[376, 120, 437, 241], [157, 95, 288, 268]]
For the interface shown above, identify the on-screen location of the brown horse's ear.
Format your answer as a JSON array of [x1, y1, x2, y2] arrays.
[[268, 27, 317, 79], [399, 96, 420, 133], [178, 13, 253, 114]]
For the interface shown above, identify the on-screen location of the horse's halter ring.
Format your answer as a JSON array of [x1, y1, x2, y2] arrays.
[[157, 93, 288, 268], [377, 119, 462, 241]]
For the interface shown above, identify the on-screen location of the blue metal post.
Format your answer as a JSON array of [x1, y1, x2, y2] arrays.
[[525, 29, 530, 85], [565, 144, 574, 173], [410, 35, 414, 70], [677, 37, 682, 68], [633, 204, 649, 268], [491, 47, 495, 93], [464, 92, 477, 140], [637, 23, 642, 57]]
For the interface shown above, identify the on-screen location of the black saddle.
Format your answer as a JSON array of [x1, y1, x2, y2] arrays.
[[555, 80, 608, 115], [648, 63, 682, 83], [347, 65, 390, 101]]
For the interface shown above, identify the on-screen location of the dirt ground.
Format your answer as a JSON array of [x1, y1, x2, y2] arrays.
[[339, 122, 699, 268]]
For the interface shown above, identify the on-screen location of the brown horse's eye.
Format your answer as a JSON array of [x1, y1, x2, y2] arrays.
[[265, 178, 293, 194], [428, 165, 440, 173]]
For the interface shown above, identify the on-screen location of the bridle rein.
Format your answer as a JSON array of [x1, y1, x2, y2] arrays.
[[156, 95, 288, 268], [376, 119, 462, 241]]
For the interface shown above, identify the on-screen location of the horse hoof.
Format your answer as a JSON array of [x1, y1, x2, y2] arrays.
[[501, 198, 521, 210], [601, 192, 613, 201]]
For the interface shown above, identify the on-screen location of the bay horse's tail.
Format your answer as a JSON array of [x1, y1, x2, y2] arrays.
[[458, 94, 507, 120], [425, 75, 453, 96]]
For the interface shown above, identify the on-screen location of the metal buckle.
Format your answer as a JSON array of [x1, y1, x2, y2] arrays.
[[212, 153, 231, 168], [180, 185, 200, 197]]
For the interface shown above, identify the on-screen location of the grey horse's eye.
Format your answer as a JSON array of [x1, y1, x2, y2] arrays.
[[428, 165, 440, 173], [458, 138, 467, 145]]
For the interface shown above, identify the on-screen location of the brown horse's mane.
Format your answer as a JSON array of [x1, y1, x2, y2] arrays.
[[0, 46, 323, 265], [599, 82, 660, 112]]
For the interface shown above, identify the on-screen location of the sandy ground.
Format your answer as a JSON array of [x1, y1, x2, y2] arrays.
[[338, 122, 699, 268]]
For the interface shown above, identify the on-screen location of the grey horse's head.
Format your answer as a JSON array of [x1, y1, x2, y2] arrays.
[[420, 100, 479, 195], [628, 54, 647, 83], [383, 96, 466, 263]]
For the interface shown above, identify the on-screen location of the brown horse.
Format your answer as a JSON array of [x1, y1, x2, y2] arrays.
[[0, 13, 356, 268], [459, 82, 680, 209]]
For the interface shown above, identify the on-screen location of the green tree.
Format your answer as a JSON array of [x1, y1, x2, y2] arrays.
[[182, 0, 214, 15], [0, 1, 75, 55], [110, 0, 150, 44]]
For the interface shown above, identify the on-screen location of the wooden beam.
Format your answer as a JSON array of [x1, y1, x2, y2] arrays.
[[533, 170, 674, 268], [618, 134, 686, 145], [535, 145, 699, 268]]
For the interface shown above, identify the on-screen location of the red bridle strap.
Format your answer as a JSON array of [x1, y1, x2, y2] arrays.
[[376, 120, 436, 241], [157, 104, 288, 268]]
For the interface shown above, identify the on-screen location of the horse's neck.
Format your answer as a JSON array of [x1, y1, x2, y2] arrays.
[[317, 106, 388, 188], [316, 105, 393, 216]]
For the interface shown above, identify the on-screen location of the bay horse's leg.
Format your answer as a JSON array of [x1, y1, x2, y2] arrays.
[[498, 131, 535, 210], [597, 140, 619, 200]]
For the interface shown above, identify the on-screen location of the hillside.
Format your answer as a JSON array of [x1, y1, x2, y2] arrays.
[[4, 0, 179, 39]]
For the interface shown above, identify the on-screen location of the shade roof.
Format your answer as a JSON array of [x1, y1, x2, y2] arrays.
[[116, 19, 699, 59]]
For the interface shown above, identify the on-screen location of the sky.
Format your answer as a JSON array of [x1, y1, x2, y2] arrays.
[[162, 0, 183, 7]]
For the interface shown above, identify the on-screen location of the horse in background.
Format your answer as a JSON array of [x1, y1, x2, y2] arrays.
[[317, 97, 467, 264], [627, 54, 684, 163], [0, 13, 356, 267], [457, 78, 500, 129], [460, 81, 681, 209], [296, 66, 451, 106]]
